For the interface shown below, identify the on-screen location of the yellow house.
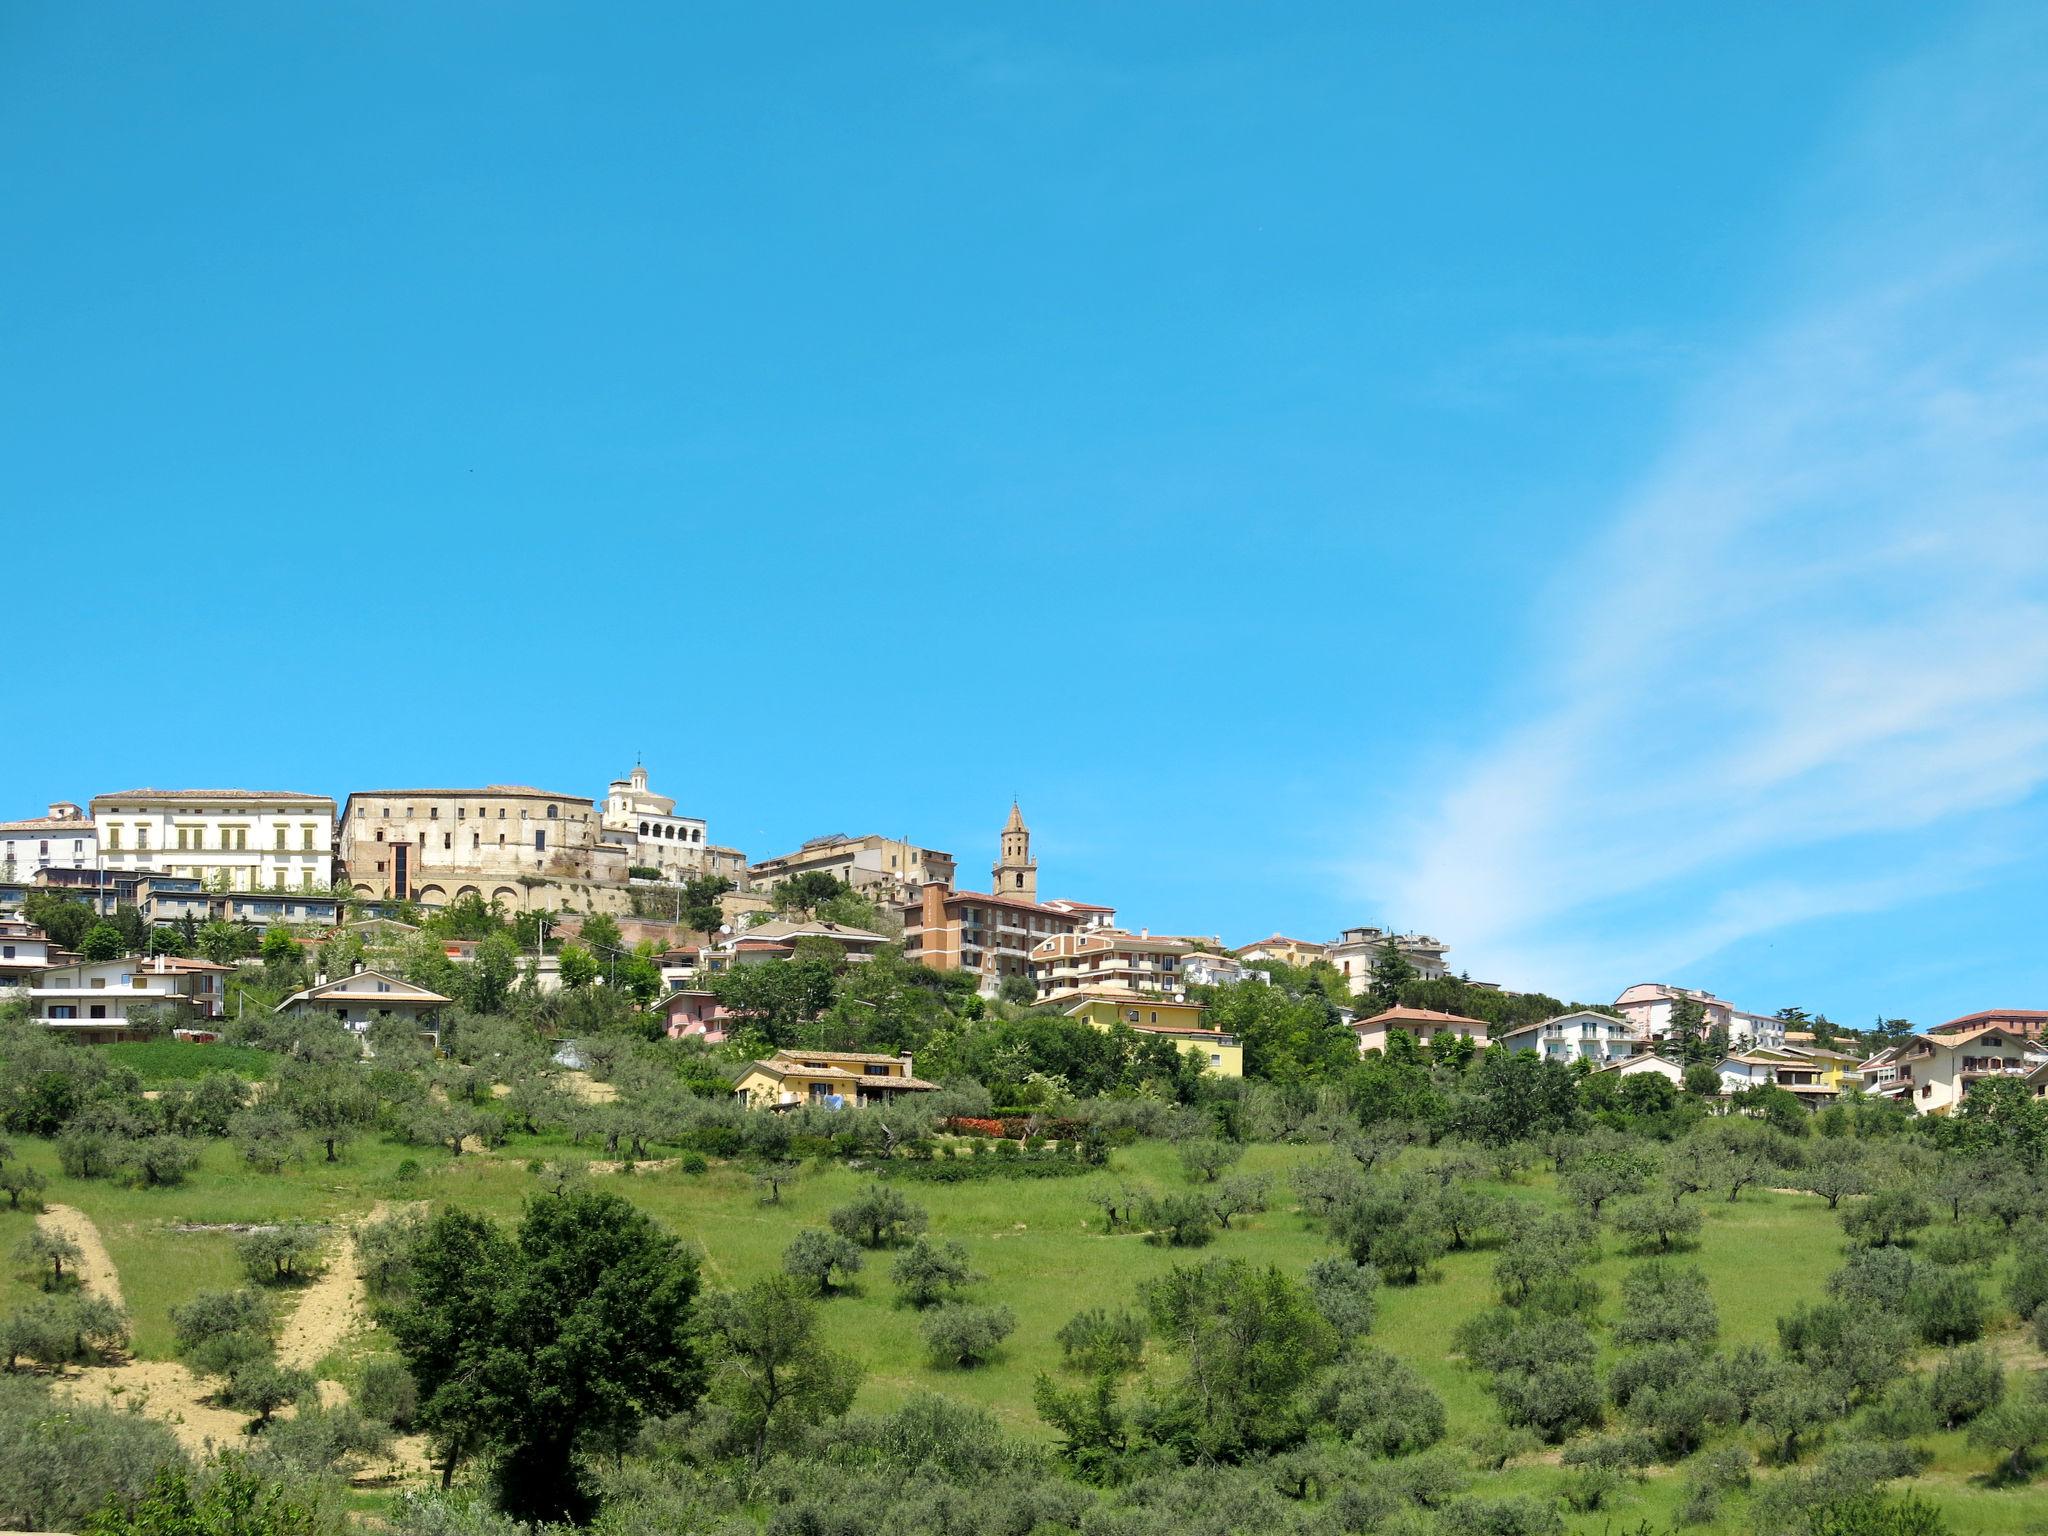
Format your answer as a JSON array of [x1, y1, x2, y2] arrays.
[[733, 1049, 941, 1110], [1057, 993, 1243, 1078]]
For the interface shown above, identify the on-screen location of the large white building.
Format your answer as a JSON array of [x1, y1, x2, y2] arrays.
[[26, 953, 232, 1040], [1327, 926, 1451, 992], [90, 789, 336, 893], [1613, 983, 1784, 1050], [600, 764, 712, 881], [1494, 1009, 1644, 1066], [0, 803, 95, 880]]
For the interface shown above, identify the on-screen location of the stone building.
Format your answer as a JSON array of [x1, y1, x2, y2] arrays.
[[748, 832, 955, 905], [337, 785, 630, 913]]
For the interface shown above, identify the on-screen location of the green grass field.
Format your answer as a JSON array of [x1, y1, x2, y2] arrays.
[[7, 1127, 2046, 1533], [98, 1038, 280, 1084]]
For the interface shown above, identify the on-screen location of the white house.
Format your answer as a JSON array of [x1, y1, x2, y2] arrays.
[[0, 803, 95, 881], [1182, 951, 1269, 988], [1590, 1053, 1687, 1086], [1327, 926, 1451, 993], [1495, 1009, 1644, 1066], [276, 969, 452, 1036], [26, 954, 231, 1040], [92, 788, 336, 893]]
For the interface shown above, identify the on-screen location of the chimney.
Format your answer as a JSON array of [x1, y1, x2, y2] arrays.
[[899, 1050, 914, 1076]]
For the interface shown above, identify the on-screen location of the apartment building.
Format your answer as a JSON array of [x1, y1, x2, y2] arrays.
[[0, 918, 68, 993], [276, 969, 452, 1036], [1928, 1009, 2048, 1043], [733, 1049, 939, 1110], [1183, 951, 1268, 988], [1865, 1023, 2044, 1115], [338, 786, 629, 912], [0, 803, 94, 879], [1053, 993, 1242, 1077], [90, 788, 335, 892], [1494, 1009, 1644, 1066], [1327, 926, 1451, 990], [1613, 983, 1736, 1040], [896, 805, 1107, 995], [26, 954, 231, 1040], [1029, 929, 1190, 1003]]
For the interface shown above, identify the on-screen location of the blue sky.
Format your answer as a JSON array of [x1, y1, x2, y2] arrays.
[[5, 3, 2044, 1028]]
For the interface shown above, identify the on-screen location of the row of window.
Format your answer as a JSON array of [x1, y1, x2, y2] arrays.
[[365, 804, 574, 822], [638, 822, 704, 842]]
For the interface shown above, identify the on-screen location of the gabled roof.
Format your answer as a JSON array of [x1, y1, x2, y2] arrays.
[[1233, 934, 1323, 955], [92, 789, 334, 806], [1351, 1006, 1488, 1031], [276, 969, 452, 1010], [1930, 1009, 2048, 1035]]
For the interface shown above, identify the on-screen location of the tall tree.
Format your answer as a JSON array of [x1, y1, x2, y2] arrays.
[[389, 1190, 701, 1520], [1366, 941, 1417, 1011], [698, 1274, 862, 1465]]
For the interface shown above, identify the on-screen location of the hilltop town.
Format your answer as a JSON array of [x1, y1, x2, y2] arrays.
[[1, 769, 2034, 1112]]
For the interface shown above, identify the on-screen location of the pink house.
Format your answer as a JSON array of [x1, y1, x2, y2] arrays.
[[661, 988, 732, 1043]]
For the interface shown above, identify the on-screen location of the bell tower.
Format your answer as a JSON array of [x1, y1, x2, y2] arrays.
[[992, 800, 1037, 902]]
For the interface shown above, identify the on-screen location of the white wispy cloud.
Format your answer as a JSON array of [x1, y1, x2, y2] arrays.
[[1372, 6, 2048, 1000]]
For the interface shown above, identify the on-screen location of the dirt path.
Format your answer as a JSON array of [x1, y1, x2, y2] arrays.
[[36, 1204, 125, 1310], [278, 1202, 389, 1380], [43, 1200, 430, 1473]]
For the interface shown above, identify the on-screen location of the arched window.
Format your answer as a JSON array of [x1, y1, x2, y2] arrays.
[[547, 805, 559, 820], [639, 822, 649, 836]]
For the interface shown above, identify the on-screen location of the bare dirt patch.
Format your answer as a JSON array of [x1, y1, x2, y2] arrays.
[[55, 1357, 251, 1456], [589, 1157, 678, 1175], [562, 1070, 617, 1105]]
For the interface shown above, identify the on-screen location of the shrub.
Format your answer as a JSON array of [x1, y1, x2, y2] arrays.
[[679, 1153, 708, 1175], [1842, 1187, 1932, 1247], [782, 1229, 865, 1297], [1609, 1195, 1702, 1253], [357, 1357, 419, 1428], [1, 1293, 127, 1369], [2007, 1247, 2048, 1323], [1304, 1254, 1379, 1341], [828, 1186, 929, 1249], [1924, 1346, 2004, 1430], [920, 1303, 1016, 1369], [1141, 1191, 1217, 1248], [1909, 1269, 1986, 1345], [1310, 1348, 1447, 1455], [1055, 1307, 1145, 1375], [1178, 1139, 1243, 1184], [890, 1238, 979, 1309], [238, 1223, 327, 1286], [1612, 1261, 1719, 1353], [13, 1229, 82, 1290], [0, 1163, 47, 1211]]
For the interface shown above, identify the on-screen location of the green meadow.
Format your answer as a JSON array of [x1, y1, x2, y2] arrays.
[[6, 1122, 2047, 1532]]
